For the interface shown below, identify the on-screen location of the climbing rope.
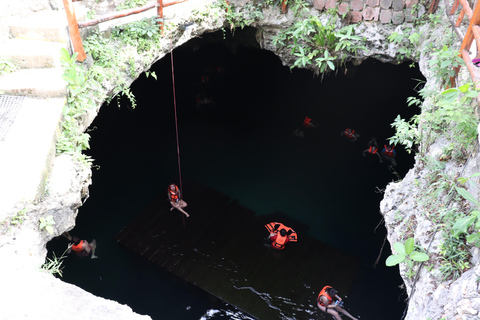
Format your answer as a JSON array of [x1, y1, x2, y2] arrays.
[[170, 34, 185, 227]]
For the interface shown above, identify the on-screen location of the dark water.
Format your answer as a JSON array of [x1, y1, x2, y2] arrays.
[[47, 28, 423, 319]]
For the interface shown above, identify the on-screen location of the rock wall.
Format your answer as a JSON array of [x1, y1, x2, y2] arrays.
[[3, 0, 478, 318]]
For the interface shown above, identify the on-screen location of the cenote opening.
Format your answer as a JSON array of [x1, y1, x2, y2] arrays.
[[47, 27, 424, 320]]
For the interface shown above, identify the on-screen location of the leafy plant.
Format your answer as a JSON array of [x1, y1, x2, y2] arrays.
[[389, 114, 419, 154], [214, 0, 264, 33], [39, 215, 55, 234], [41, 247, 69, 277], [117, 0, 150, 10], [387, 29, 422, 60], [10, 208, 27, 226], [272, 13, 365, 75], [58, 48, 95, 164], [0, 57, 16, 76], [428, 45, 464, 85], [386, 237, 429, 277], [391, 78, 478, 162], [452, 186, 480, 247], [438, 234, 471, 280]]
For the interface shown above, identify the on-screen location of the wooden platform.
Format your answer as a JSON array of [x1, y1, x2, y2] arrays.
[[115, 179, 360, 319]]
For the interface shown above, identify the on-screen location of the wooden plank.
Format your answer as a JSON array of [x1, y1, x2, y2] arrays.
[[115, 178, 360, 319]]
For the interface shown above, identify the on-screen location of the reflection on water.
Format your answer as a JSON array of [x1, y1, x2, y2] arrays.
[[47, 28, 423, 319]]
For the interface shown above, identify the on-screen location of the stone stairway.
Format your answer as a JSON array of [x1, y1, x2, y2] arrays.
[[0, 9, 68, 220]]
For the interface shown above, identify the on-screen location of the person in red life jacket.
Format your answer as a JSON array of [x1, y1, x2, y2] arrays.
[[269, 228, 290, 250], [266, 222, 297, 250], [362, 137, 382, 163], [168, 183, 189, 218], [303, 116, 315, 128], [67, 236, 98, 259], [317, 286, 358, 320], [381, 143, 397, 167], [341, 128, 359, 142]]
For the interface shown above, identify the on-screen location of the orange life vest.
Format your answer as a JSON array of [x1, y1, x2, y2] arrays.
[[317, 286, 334, 306], [265, 222, 297, 242], [383, 145, 395, 157], [168, 185, 180, 202], [369, 146, 378, 154], [272, 232, 288, 250], [72, 240, 84, 252]]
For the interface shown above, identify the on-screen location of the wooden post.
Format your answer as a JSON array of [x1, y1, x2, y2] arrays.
[[157, 0, 164, 35], [62, 0, 86, 62], [281, 0, 287, 13]]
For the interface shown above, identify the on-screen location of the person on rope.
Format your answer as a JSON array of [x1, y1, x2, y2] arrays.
[[265, 222, 297, 250], [381, 143, 397, 167], [341, 128, 359, 142], [363, 137, 383, 163], [67, 235, 98, 259], [317, 286, 358, 320], [168, 183, 190, 218]]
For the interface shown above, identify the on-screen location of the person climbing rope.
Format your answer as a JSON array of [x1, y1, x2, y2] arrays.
[[341, 128, 359, 142], [363, 138, 383, 163], [265, 222, 297, 250], [168, 183, 189, 218], [317, 286, 358, 320], [67, 235, 98, 259]]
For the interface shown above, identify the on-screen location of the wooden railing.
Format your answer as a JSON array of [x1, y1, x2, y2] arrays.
[[449, 0, 480, 90], [62, 0, 187, 62]]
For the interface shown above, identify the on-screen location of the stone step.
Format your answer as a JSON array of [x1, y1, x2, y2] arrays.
[[9, 10, 68, 43], [0, 68, 66, 98], [0, 38, 65, 69], [0, 96, 65, 219]]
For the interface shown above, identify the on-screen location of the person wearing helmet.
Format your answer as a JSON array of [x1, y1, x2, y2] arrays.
[[317, 286, 358, 320]]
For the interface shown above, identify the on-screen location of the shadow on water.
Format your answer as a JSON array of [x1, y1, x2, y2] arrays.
[[47, 27, 424, 319]]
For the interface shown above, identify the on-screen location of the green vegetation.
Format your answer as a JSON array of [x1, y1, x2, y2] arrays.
[[272, 10, 365, 74], [58, 48, 98, 165], [452, 185, 480, 246], [388, 29, 422, 61], [389, 44, 477, 159], [39, 215, 55, 234], [385, 5, 480, 281], [117, 0, 151, 10], [0, 208, 27, 235], [0, 57, 16, 76], [386, 237, 429, 278], [41, 247, 69, 277]]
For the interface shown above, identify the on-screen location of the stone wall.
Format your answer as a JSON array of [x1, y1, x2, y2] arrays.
[[313, 0, 420, 23]]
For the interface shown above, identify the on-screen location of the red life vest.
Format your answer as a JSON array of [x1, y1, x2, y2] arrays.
[[271, 232, 288, 250], [317, 286, 334, 306], [265, 222, 297, 242], [369, 146, 378, 154], [344, 129, 354, 138], [168, 185, 180, 202], [383, 145, 394, 157], [72, 240, 84, 253], [303, 117, 312, 127]]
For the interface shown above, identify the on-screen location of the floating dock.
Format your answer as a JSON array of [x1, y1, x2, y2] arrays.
[[115, 178, 360, 319]]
